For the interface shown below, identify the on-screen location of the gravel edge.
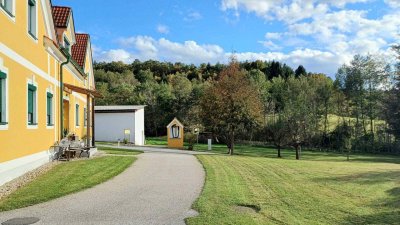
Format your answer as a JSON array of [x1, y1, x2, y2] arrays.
[[0, 152, 104, 201], [0, 161, 60, 200]]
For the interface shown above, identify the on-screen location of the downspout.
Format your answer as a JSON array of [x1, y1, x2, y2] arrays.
[[60, 54, 71, 139]]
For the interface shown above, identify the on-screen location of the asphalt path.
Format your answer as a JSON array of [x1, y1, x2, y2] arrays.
[[0, 152, 205, 225]]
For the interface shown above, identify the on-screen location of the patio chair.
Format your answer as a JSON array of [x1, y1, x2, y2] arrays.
[[68, 140, 91, 158], [51, 139, 71, 161]]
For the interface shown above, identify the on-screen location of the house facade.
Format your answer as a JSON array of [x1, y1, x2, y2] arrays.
[[0, 0, 99, 186]]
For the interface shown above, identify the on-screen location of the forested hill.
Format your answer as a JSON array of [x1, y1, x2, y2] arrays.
[[94, 53, 399, 154], [94, 59, 311, 135], [94, 60, 308, 83]]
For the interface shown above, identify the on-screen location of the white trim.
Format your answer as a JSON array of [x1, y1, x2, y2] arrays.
[[66, 14, 77, 44], [0, 0, 16, 23], [167, 118, 184, 128], [0, 42, 59, 86], [27, 78, 38, 129], [66, 64, 85, 81], [73, 91, 87, 103], [63, 34, 71, 52], [0, 150, 52, 186], [40, 0, 56, 40], [0, 41, 85, 86], [0, 59, 9, 130]]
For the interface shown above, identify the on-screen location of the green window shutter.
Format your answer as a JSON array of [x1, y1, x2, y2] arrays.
[[28, 0, 35, 6], [0, 71, 6, 79], [47, 94, 52, 125], [28, 89, 34, 124], [28, 90, 33, 113], [46, 97, 50, 115], [28, 84, 36, 91]]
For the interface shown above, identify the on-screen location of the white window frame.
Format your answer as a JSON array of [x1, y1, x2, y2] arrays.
[[0, 0, 15, 22], [27, 78, 38, 129], [63, 35, 71, 54], [46, 87, 55, 129], [0, 61, 9, 131], [27, 0, 38, 43]]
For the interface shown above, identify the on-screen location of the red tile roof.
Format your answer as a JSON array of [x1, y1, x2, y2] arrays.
[[72, 34, 89, 68], [52, 6, 71, 27]]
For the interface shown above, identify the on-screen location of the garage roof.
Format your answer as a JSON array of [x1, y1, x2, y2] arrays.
[[95, 105, 146, 113]]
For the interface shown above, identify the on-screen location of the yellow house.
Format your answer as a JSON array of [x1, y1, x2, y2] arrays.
[[0, 0, 99, 186], [167, 118, 184, 149]]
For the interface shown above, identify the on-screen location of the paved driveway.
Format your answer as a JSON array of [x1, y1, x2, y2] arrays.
[[0, 152, 205, 225], [98, 144, 215, 155]]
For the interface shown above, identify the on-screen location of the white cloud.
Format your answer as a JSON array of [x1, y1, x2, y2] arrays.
[[221, 0, 369, 23], [95, 0, 400, 77], [95, 36, 355, 75], [95, 49, 135, 63], [265, 32, 282, 39], [101, 36, 225, 65], [184, 11, 203, 21], [385, 0, 400, 8], [259, 40, 282, 50], [157, 24, 170, 34], [233, 48, 342, 75]]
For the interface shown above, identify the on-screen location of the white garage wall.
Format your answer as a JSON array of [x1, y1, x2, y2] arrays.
[[134, 109, 145, 146], [95, 113, 136, 143]]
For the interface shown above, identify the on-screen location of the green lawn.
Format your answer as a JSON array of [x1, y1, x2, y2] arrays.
[[187, 152, 400, 225], [145, 136, 400, 163], [0, 156, 136, 212], [98, 146, 143, 155]]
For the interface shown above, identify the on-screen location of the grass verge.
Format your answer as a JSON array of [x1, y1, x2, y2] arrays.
[[0, 156, 136, 212], [98, 146, 143, 155], [187, 154, 400, 225]]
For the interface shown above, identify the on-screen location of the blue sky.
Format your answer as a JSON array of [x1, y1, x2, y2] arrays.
[[53, 0, 400, 76]]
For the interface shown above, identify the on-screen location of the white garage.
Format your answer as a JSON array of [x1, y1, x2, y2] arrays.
[[94, 105, 146, 145]]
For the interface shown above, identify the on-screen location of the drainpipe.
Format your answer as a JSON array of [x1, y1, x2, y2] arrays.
[[60, 54, 70, 139]]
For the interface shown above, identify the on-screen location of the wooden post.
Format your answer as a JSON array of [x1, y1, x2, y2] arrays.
[[91, 98, 96, 147], [86, 94, 91, 147]]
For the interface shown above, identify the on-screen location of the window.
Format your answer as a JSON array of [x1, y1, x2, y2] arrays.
[[28, 0, 37, 38], [64, 37, 71, 54], [1, 0, 14, 17], [46, 92, 53, 126], [28, 84, 37, 125], [170, 125, 180, 139], [0, 70, 6, 124], [84, 107, 87, 127], [75, 104, 79, 126]]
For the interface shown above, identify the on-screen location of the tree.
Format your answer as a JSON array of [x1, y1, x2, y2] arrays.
[[309, 74, 334, 146], [200, 58, 263, 155], [284, 76, 317, 160], [265, 115, 289, 158], [295, 65, 307, 77], [384, 44, 400, 140], [330, 122, 353, 160]]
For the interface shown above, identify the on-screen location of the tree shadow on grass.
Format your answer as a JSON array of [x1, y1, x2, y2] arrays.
[[315, 171, 400, 224], [343, 186, 400, 225], [315, 170, 400, 185]]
